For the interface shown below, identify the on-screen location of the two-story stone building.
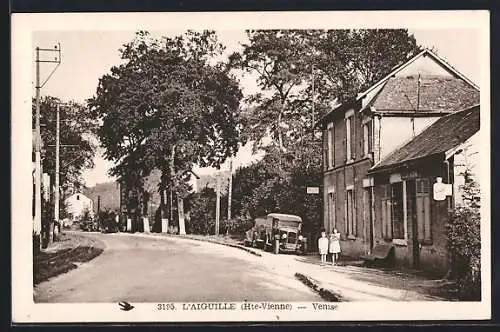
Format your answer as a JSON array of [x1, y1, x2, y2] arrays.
[[317, 49, 479, 265]]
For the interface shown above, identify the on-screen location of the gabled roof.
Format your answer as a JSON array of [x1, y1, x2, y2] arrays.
[[369, 75, 480, 113], [369, 105, 480, 173], [357, 49, 479, 101], [315, 48, 479, 127]]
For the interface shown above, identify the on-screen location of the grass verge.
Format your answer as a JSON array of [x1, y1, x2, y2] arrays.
[[33, 232, 105, 285], [295, 272, 344, 302]]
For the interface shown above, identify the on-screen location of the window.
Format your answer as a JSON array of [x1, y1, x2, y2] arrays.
[[391, 182, 405, 239], [381, 184, 393, 239], [345, 117, 353, 161], [363, 120, 373, 157], [346, 188, 356, 236], [381, 181, 407, 241], [327, 123, 335, 169], [416, 178, 432, 243]]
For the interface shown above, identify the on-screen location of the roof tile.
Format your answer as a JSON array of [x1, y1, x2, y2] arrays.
[[371, 75, 479, 113]]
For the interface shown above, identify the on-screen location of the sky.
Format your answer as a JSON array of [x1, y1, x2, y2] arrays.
[[32, 28, 482, 187]]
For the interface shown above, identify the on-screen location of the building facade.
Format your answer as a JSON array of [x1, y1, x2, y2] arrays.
[[368, 105, 480, 275], [318, 49, 480, 265]]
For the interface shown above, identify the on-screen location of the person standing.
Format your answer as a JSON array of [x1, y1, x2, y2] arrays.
[[329, 228, 341, 266], [318, 229, 329, 264]]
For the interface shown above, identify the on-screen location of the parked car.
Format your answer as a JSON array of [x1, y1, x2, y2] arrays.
[[244, 213, 307, 254]]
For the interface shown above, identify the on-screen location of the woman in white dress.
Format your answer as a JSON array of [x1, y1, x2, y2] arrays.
[[329, 228, 341, 266]]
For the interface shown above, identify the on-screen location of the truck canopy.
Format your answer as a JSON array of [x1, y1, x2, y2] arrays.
[[266, 213, 302, 229], [267, 213, 302, 222]]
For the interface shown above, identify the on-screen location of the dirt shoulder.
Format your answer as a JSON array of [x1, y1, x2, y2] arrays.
[[33, 232, 105, 285]]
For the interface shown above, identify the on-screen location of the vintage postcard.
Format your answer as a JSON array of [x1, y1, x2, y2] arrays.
[[11, 10, 491, 323]]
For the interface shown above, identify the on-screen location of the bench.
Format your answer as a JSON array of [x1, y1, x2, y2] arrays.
[[361, 244, 395, 266]]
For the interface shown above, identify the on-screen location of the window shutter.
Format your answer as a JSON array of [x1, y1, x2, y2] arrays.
[[350, 116, 356, 159], [368, 120, 373, 154], [344, 193, 348, 234], [345, 118, 350, 162], [323, 129, 328, 171], [381, 184, 392, 239], [424, 190, 431, 241], [353, 189, 357, 236], [331, 126, 335, 167], [416, 178, 432, 242], [363, 124, 369, 156]]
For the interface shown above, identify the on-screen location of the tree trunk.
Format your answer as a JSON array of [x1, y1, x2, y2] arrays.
[[277, 109, 284, 152], [159, 186, 165, 218], [178, 197, 186, 235], [169, 144, 186, 235]]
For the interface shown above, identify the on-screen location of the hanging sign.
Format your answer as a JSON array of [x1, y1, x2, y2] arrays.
[[306, 187, 320, 194], [433, 177, 453, 201]]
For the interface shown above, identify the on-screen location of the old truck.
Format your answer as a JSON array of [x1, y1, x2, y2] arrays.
[[243, 213, 307, 254]]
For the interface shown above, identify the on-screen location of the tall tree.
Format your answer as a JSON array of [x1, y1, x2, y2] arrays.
[[34, 96, 98, 191], [89, 31, 243, 234], [310, 29, 421, 103], [231, 29, 421, 152], [229, 30, 312, 152]]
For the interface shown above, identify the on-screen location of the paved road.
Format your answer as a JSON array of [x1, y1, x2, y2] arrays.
[[34, 232, 323, 303]]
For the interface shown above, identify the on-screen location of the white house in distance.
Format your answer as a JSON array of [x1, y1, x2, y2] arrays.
[[64, 192, 94, 222]]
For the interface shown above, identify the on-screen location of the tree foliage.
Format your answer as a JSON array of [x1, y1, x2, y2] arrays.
[[34, 96, 98, 189], [89, 31, 243, 230], [231, 29, 421, 152]]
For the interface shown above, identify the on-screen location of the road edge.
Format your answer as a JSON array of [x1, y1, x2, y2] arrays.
[[175, 235, 263, 257], [294, 272, 344, 302]]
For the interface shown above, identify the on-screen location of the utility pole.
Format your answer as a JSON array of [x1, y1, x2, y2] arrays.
[[34, 47, 42, 252], [97, 195, 101, 225], [53, 103, 60, 241], [34, 43, 61, 251], [215, 172, 221, 236], [227, 159, 233, 221]]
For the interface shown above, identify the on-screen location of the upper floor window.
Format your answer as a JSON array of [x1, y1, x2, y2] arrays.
[[345, 111, 355, 162], [327, 122, 335, 169], [363, 120, 373, 157]]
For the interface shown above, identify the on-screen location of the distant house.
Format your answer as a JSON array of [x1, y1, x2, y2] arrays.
[[316, 49, 479, 266], [367, 105, 480, 275], [64, 192, 94, 221]]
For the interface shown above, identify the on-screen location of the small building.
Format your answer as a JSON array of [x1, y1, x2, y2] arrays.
[[64, 192, 94, 222], [317, 48, 479, 263], [367, 105, 480, 275]]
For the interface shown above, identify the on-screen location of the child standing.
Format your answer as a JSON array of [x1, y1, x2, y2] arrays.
[[329, 228, 341, 266], [318, 230, 329, 264]]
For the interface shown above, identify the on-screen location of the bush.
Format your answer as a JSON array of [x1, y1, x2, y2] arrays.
[[447, 170, 481, 300], [220, 216, 254, 236]]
